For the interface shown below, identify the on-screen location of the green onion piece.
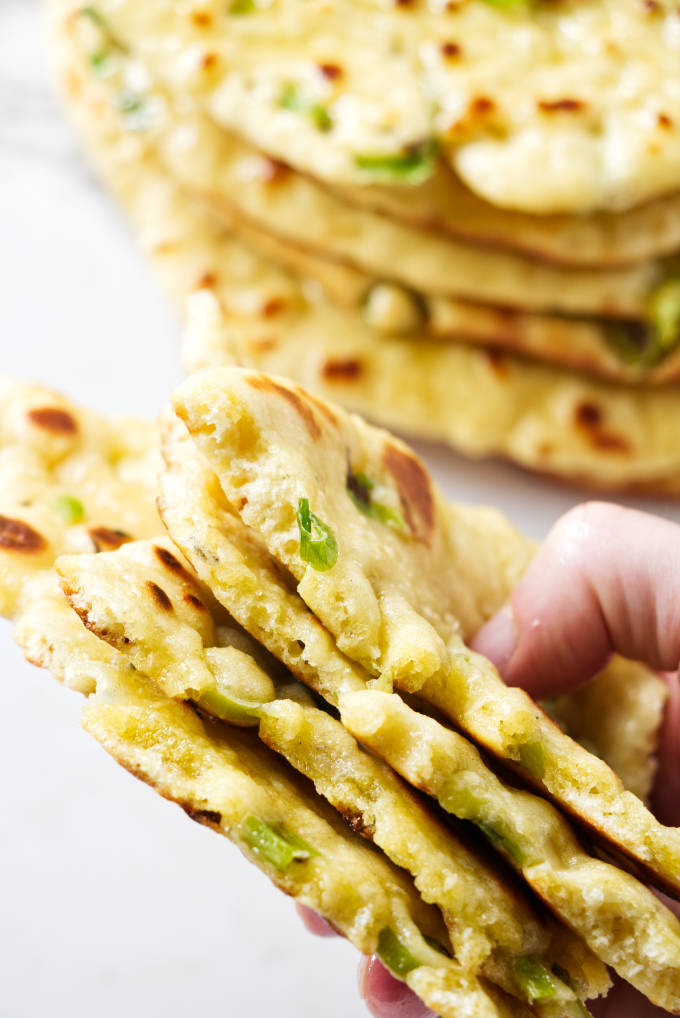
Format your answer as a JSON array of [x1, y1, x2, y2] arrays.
[[474, 819, 526, 866], [355, 140, 437, 185], [518, 739, 546, 778], [346, 471, 407, 532], [648, 277, 680, 355], [51, 495, 85, 524], [116, 90, 144, 114], [229, 0, 256, 11], [89, 49, 119, 76], [90, 49, 108, 68], [376, 928, 423, 978], [192, 687, 262, 726], [79, 6, 127, 52], [515, 958, 558, 1003], [443, 787, 525, 864], [440, 783, 486, 818], [296, 498, 338, 571], [80, 5, 107, 28], [423, 934, 451, 958], [279, 84, 332, 132], [241, 816, 315, 872], [603, 321, 656, 367], [605, 274, 680, 368]]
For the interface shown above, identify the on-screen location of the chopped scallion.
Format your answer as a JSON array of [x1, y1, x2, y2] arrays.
[[355, 140, 437, 184], [241, 816, 315, 872], [474, 818, 526, 866], [279, 84, 332, 132], [297, 498, 338, 571], [80, 5, 106, 28], [89, 48, 116, 74], [648, 277, 680, 356], [116, 90, 144, 114], [79, 6, 127, 53], [51, 495, 85, 524], [192, 687, 262, 726], [515, 957, 558, 1003], [346, 471, 407, 532], [376, 928, 423, 978], [423, 934, 451, 958], [518, 739, 546, 778]]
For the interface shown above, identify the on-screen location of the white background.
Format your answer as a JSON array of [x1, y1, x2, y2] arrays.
[[1, 3, 679, 1017]]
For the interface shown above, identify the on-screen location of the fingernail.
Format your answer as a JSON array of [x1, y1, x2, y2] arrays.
[[470, 603, 518, 675]]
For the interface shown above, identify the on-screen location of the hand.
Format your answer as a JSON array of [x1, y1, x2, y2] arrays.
[[473, 501, 680, 1018], [300, 502, 680, 1017]]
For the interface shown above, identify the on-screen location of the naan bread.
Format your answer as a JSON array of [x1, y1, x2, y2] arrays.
[[55, 17, 680, 386], [48, 12, 680, 493], [154, 400, 680, 1008], [215, 209, 680, 385], [544, 660, 667, 804], [59, 536, 602, 1015], [102, 52, 668, 321], [60, 0, 680, 215], [171, 366, 680, 905], [335, 171, 680, 269], [340, 688, 680, 1012], [84, 673, 518, 1018], [0, 377, 161, 623], [0, 384, 514, 1018], [0, 375, 664, 1013], [158, 411, 664, 805], [25, 603, 490, 1018]]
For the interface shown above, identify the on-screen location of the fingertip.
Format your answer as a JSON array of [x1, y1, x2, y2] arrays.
[[470, 602, 517, 674], [295, 903, 338, 937], [651, 673, 680, 827], [359, 958, 433, 1018]]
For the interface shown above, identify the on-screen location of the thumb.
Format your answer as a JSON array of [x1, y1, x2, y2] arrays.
[[471, 502, 680, 698]]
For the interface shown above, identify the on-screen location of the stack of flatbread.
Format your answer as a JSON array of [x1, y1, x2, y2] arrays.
[[2, 369, 678, 1016], [47, 0, 680, 494]]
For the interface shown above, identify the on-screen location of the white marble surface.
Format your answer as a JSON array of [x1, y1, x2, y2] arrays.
[[1, 3, 679, 1017]]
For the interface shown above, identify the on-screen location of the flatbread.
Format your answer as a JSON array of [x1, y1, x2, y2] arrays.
[[58, 536, 603, 1015], [22, 600, 494, 1018], [134, 65, 671, 320], [50, 1, 680, 494], [213, 207, 680, 386], [0, 377, 161, 622], [334, 170, 680, 269], [63, 0, 680, 215], [0, 384, 513, 1018], [544, 660, 667, 804], [83, 675, 528, 1018], [0, 375, 661, 1011], [171, 366, 680, 902], [153, 406, 680, 1008], [341, 688, 680, 1013], [57, 13, 680, 386], [158, 413, 665, 807]]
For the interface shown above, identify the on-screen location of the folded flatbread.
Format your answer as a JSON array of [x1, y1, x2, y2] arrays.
[[1, 376, 671, 1014], [0, 381, 524, 1018], [58, 535, 606, 1016], [171, 366, 680, 914]]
